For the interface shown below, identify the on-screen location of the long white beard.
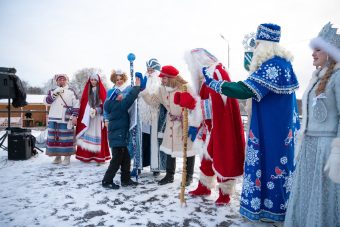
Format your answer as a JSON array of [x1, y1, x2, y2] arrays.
[[139, 71, 161, 125]]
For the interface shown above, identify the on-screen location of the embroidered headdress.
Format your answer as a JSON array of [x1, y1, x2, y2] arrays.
[[146, 58, 161, 71], [256, 23, 281, 43]]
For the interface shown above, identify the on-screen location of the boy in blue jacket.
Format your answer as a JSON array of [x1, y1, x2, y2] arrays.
[[102, 74, 145, 189]]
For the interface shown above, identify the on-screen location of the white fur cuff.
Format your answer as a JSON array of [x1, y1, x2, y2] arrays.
[[218, 180, 236, 195], [331, 137, 340, 153], [199, 173, 216, 189]]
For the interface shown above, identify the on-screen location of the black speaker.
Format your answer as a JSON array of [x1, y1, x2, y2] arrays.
[[0, 70, 16, 99], [8, 128, 32, 160]]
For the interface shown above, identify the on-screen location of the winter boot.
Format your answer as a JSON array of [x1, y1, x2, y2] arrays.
[[189, 181, 211, 196], [158, 173, 174, 185], [158, 155, 175, 185], [102, 180, 120, 190], [185, 156, 195, 186], [215, 188, 231, 205], [52, 156, 62, 164], [215, 180, 235, 205], [62, 156, 71, 165], [121, 179, 138, 187]]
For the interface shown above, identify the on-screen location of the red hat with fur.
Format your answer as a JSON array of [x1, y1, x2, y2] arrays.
[[159, 65, 179, 78]]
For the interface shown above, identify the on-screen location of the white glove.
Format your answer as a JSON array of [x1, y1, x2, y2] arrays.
[[90, 108, 96, 118], [324, 138, 340, 184], [52, 87, 64, 96]]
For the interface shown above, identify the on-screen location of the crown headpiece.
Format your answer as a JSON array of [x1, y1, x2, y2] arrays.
[[318, 22, 340, 48], [310, 22, 340, 62]]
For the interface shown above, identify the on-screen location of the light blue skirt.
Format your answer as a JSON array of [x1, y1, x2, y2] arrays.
[[284, 135, 340, 227]]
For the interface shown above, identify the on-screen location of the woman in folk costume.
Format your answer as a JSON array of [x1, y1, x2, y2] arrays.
[[139, 65, 197, 186], [44, 74, 79, 165], [284, 22, 340, 227], [75, 73, 110, 164], [138, 58, 167, 176], [183, 48, 245, 205], [203, 23, 300, 222]]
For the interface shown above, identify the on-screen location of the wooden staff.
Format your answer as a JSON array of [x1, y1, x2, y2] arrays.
[[179, 84, 189, 206]]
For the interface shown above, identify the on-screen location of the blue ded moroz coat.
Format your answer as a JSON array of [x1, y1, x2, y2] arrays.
[[239, 56, 300, 222]]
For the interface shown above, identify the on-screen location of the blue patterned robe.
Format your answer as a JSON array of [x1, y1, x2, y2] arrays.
[[240, 56, 300, 222]]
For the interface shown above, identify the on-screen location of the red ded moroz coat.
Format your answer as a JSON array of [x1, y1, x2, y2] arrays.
[[200, 63, 245, 178]]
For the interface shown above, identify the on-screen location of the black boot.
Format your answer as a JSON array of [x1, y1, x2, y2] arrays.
[[121, 179, 138, 187], [185, 156, 195, 186], [158, 155, 175, 185], [158, 173, 174, 185], [102, 180, 120, 190]]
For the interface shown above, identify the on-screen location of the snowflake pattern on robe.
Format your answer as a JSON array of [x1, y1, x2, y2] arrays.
[[264, 199, 273, 209], [283, 171, 294, 194], [263, 64, 280, 82], [246, 145, 259, 166], [284, 69, 292, 81], [250, 198, 261, 210], [240, 57, 299, 221], [242, 174, 256, 197]]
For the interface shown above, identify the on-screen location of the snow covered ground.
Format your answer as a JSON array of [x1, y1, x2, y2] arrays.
[[0, 130, 279, 227]]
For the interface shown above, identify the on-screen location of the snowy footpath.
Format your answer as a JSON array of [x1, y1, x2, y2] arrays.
[[0, 130, 279, 227]]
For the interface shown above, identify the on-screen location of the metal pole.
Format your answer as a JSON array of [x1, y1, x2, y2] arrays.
[[227, 42, 230, 69], [220, 34, 230, 69]]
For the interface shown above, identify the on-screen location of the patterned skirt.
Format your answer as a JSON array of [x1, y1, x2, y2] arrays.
[[46, 121, 75, 156], [284, 135, 340, 227]]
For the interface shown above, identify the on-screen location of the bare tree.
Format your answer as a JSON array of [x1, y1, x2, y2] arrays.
[[21, 80, 44, 94]]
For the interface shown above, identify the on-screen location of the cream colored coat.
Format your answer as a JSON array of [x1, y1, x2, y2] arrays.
[[140, 86, 196, 157], [44, 85, 79, 123]]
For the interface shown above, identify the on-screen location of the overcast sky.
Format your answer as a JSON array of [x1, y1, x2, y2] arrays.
[[0, 0, 339, 98]]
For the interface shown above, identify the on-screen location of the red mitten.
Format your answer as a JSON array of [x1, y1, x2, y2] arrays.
[[179, 92, 196, 110], [174, 92, 181, 105]]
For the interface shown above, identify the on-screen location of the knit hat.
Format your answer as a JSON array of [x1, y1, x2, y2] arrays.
[[310, 22, 340, 62], [54, 74, 68, 81], [159, 65, 179, 78], [256, 23, 281, 43], [146, 58, 161, 71], [107, 87, 122, 101]]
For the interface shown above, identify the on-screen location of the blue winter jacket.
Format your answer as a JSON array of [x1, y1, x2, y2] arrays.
[[103, 86, 140, 148]]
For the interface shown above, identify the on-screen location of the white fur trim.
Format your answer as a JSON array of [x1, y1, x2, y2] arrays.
[[310, 37, 340, 63], [218, 180, 236, 195], [331, 137, 340, 153], [199, 172, 216, 189], [76, 139, 101, 152], [212, 165, 243, 181]]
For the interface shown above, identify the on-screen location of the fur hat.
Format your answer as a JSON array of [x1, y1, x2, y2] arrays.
[[54, 74, 68, 81], [159, 65, 179, 78], [146, 58, 161, 71], [310, 22, 340, 62], [256, 23, 281, 43], [89, 72, 99, 80]]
